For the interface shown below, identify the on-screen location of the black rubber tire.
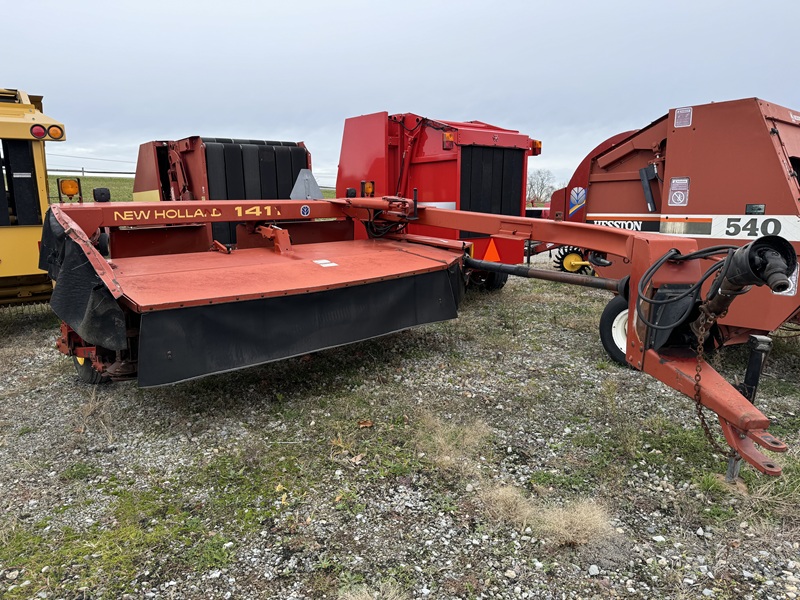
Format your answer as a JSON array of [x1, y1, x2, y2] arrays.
[[484, 272, 508, 291], [72, 356, 110, 384], [599, 295, 630, 366], [95, 231, 110, 257], [468, 270, 508, 292]]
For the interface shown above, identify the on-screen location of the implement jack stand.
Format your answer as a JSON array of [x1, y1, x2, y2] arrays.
[[725, 335, 774, 483]]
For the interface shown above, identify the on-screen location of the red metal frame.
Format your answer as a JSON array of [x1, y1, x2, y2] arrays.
[[48, 200, 463, 313], [56, 322, 108, 375]]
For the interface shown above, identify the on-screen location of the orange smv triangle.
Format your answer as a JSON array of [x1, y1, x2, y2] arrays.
[[483, 239, 501, 262]]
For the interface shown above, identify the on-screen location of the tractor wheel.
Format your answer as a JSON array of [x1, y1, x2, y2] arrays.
[[468, 270, 508, 292], [599, 295, 630, 366], [554, 246, 591, 275], [95, 231, 109, 257], [72, 356, 110, 385]]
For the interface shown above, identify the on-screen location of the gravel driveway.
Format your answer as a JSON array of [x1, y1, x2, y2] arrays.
[[1, 258, 798, 599]]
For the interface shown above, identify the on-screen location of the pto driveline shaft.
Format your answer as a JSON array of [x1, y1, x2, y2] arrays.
[[463, 256, 621, 292]]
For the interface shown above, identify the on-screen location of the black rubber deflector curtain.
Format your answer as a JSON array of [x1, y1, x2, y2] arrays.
[[137, 265, 462, 386], [39, 210, 127, 350]]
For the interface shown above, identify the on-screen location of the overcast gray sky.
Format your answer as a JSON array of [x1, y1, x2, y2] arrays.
[[7, 0, 798, 187]]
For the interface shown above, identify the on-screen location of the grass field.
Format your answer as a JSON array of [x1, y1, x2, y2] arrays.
[[46, 176, 337, 203], [47, 176, 134, 203]]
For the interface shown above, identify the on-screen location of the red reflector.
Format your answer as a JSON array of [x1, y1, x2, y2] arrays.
[[31, 124, 47, 138]]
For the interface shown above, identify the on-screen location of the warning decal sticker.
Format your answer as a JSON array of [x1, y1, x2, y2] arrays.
[[668, 177, 690, 207], [313, 259, 339, 268], [483, 239, 501, 262], [674, 107, 693, 128]]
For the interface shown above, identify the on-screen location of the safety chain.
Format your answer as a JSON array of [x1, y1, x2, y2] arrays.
[[693, 305, 737, 457]]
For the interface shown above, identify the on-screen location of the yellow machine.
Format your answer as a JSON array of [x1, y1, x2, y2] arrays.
[[0, 88, 65, 305]]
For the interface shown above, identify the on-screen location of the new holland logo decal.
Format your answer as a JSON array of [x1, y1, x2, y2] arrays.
[[569, 187, 586, 216]]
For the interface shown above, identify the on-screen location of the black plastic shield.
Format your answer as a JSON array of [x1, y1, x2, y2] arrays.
[[137, 265, 463, 386]]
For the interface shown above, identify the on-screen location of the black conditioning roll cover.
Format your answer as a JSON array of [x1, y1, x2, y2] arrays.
[[39, 209, 127, 350]]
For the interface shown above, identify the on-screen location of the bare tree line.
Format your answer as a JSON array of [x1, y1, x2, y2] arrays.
[[526, 168, 564, 207]]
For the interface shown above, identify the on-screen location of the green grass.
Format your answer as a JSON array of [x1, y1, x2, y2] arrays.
[[60, 461, 101, 482], [14, 486, 233, 593], [0, 384, 434, 597], [46, 175, 336, 203], [0, 443, 303, 597], [47, 175, 134, 203], [570, 414, 720, 487], [702, 504, 737, 524]]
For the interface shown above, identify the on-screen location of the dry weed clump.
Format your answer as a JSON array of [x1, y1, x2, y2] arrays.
[[415, 413, 491, 477], [72, 387, 114, 443], [481, 485, 612, 547], [481, 485, 538, 530], [537, 499, 613, 547], [0, 515, 19, 547]]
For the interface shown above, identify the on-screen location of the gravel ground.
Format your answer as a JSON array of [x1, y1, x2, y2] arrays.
[[1, 255, 798, 600]]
